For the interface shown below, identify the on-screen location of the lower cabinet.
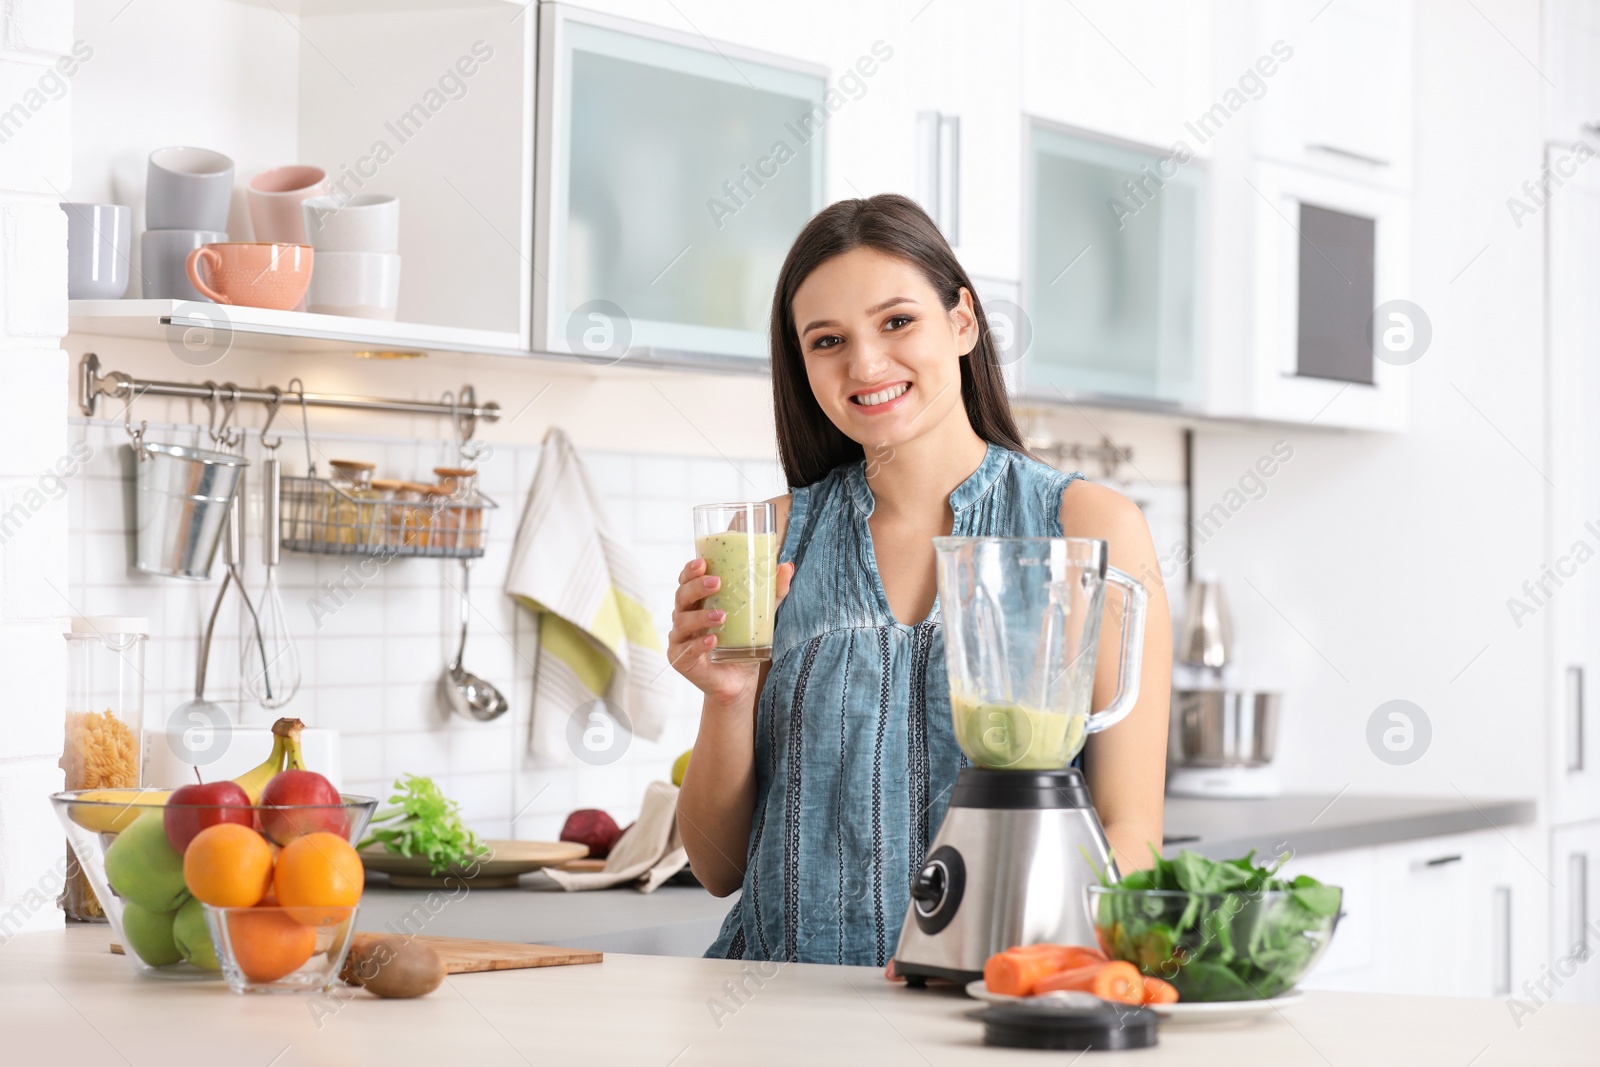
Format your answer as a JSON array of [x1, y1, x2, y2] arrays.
[[1292, 828, 1547, 1000], [1550, 820, 1600, 1004]]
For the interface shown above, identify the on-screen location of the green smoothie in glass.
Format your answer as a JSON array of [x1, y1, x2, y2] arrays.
[[693, 503, 778, 662]]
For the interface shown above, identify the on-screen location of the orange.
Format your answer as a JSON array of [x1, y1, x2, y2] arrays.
[[183, 823, 274, 907], [274, 831, 364, 924], [226, 909, 316, 983]]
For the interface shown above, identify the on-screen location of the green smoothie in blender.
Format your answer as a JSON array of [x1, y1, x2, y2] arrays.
[[952, 694, 1087, 770]]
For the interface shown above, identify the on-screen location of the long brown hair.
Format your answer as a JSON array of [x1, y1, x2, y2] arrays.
[[769, 194, 1028, 488]]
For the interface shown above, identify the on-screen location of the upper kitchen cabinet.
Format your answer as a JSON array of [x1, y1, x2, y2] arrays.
[[1233, 159, 1412, 430], [902, 1, 1025, 288], [1021, 0, 1212, 157], [1251, 0, 1414, 191], [67, 0, 536, 355], [1019, 123, 1206, 409], [1546, 146, 1600, 826], [531, 4, 827, 366]]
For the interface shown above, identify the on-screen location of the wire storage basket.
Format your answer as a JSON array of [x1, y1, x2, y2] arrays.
[[279, 475, 496, 558]]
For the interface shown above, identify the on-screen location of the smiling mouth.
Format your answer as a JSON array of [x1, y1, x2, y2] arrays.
[[850, 382, 911, 407]]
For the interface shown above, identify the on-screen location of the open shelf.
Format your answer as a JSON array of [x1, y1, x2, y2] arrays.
[[69, 299, 526, 359]]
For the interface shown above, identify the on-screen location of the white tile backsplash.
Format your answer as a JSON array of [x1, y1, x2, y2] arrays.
[[67, 417, 778, 839]]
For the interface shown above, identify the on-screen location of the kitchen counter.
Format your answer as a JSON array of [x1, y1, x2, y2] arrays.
[[5, 926, 1596, 1065], [352, 793, 1536, 959], [1162, 792, 1536, 860]]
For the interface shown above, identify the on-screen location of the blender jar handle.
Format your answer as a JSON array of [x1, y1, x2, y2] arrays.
[[1085, 565, 1148, 734]]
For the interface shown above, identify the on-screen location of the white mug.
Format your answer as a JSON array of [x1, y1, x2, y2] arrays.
[[301, 193, 399, 253], [307, 251, 401, 319]]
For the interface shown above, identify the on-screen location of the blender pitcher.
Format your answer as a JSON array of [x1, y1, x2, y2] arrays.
[[936, 537, 1147, 769]]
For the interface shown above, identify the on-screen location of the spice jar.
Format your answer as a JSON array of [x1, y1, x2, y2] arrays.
[[397, 482, 434, 548], [433, 466, 481, 551], [424, 484, 458, 550], [370, 478, 405, 548], [327, 459, 379, 547], [61, 616, 147, 922]]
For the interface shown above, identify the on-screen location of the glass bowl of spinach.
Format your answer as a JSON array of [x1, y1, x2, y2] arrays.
[[1086, 849, 1343, 1001]]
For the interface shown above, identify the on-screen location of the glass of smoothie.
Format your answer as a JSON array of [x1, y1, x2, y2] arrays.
[[693, 502, 777, 662]]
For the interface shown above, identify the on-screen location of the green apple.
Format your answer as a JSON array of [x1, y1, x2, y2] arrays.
[[120, 902, 182, 967], [105, 812, 188, 912], [172, 896, 219, 972], [671, 749, 692, 788]]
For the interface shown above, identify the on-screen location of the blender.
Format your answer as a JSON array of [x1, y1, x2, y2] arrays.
[[893, 536, 1147, 986]]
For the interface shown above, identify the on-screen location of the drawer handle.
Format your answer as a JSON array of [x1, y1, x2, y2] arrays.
[[1567, 665, 1585, 773], [1306, 143, 1391, 167], [1424, 854, 1463, 867]]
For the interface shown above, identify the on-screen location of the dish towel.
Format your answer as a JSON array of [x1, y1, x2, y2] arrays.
[[505, 427, 670, 762], [542, 781, 688, 893]]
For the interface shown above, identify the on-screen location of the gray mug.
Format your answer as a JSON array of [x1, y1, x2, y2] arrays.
[[142, 228, 227, 301], [61, 203, 131, 300], [146, 146, 234, 232]]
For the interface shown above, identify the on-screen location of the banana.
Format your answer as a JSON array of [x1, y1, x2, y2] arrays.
[[233, 730, 289, 803], [68, 789, 172, 834], [279, 717, 308, 772]]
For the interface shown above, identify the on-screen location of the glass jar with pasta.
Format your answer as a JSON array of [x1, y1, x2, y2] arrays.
[[61, 617, 147, 921]]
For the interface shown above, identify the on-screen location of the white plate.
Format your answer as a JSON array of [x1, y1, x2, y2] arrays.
[[964, 980, 1303, 1024]]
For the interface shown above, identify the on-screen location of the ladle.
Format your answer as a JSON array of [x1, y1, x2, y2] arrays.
[[439, 558, 509, 721]]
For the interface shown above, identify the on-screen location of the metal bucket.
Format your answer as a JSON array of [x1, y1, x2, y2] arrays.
[[135, 441, 248, 580]]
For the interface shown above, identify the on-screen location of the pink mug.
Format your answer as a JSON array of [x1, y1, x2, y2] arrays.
[[186, 242, 313, 310]]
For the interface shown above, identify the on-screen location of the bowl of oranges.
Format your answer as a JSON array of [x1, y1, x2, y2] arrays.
[[52, 717, 377, 991]]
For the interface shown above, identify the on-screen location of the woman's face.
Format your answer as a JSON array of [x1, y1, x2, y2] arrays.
[[792, 246, 978, 453]]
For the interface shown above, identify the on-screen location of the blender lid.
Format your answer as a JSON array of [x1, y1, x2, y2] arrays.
[[977, 1001, 1160, 1050], [68, 616, 150, 636]]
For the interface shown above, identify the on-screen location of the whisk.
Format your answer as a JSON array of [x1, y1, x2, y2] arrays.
[[242, 388, 302, 707]]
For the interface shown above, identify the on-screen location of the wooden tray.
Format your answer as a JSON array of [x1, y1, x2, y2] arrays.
[[116, 933, 602, 973], [361, 839, 588, 888]]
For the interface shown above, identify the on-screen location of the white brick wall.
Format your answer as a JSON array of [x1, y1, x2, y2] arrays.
[[0, 0, 73, 936]]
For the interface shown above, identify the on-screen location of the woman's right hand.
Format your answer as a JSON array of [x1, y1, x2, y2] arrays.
[[669, 557, 794, 706]]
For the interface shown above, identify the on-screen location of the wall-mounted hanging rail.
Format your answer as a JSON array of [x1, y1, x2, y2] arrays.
[[78, 353, 502, 440]]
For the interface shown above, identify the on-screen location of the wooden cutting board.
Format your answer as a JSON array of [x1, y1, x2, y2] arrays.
[[357, 934, 601, 974], [113, 933, 601, 974]]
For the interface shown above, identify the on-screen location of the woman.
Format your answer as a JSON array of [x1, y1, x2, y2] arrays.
[[673, 194, 1170, 966]]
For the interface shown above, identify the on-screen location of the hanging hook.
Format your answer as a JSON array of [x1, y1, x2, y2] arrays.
[[203, 381, 221, 445], [121, 378, 147, 451], [286, 377, 315, 476], [260, 385, 284, 452], [215, 384, 242, 451]]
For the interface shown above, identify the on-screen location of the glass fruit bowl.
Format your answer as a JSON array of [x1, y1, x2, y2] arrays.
[[51, 789, 377, 979], [1086, 886, 1342, 1001], [205, 905, 359, 993]]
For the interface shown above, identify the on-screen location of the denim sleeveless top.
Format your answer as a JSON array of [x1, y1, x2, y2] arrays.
[[705, 442, 1084, 966]]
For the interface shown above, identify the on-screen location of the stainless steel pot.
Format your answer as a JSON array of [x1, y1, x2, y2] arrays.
[[134, 441, 248, 580], [1168, 688, 1280, 767]]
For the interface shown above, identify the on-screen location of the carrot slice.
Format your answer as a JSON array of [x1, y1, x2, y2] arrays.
[[1034, 960, 1145, 1005], [1141, 976, 1178, 1005], [984, 950, 1066, 997]]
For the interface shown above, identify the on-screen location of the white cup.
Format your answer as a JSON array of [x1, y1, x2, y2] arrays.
[[307, 251, 401, 319], [301, 193, 399, 253], [141, 228, 228, 301]]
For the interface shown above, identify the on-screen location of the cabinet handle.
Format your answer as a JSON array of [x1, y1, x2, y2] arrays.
[[1424, 854, 1463, 867], [1305, 143, 1391, 168], [1566, 665, 1585, 773], [1492, 886, 1512, 997], [1571, 853, 1590, 956], [915, 111, 960, 245]]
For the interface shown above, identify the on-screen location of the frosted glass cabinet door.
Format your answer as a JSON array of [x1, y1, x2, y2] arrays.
[[537, 9, 827, 362], [1022, 124, 1206, 406]]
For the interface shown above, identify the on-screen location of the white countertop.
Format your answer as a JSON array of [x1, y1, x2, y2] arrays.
[[4, 927, 1597, 1065]]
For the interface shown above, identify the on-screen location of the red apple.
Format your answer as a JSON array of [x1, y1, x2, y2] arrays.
[[164, 781, 253, 852], [258, 769, 347, 844], [560, 809, 621, 859]]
